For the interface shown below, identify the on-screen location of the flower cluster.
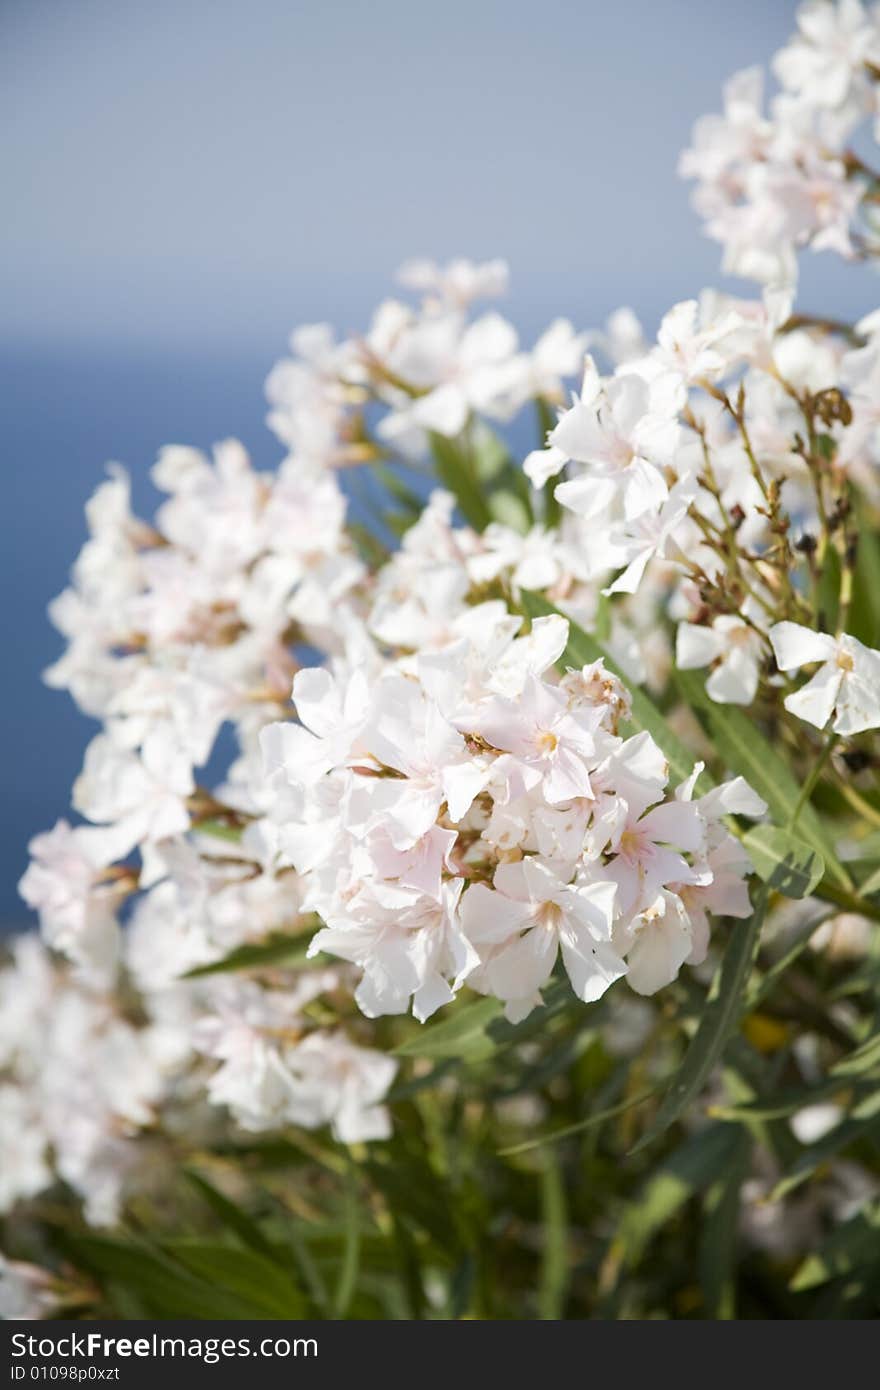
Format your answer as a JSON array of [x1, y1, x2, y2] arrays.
[[261, 601, 765, 1020], [0, 911, 399, 1225], [266, 257, 586, 463], [8, 4, 880, 1274], [526, 289, 880, 731], [0, 936, 165, 1226], [681, 0, 880, 282]]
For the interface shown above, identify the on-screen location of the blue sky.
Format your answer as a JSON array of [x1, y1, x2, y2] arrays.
[[0, 0, 873, 923], [3, 0, 848, 351]]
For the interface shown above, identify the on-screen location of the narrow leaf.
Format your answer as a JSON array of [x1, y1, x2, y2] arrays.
[[395, 978, 572, 1063], [183, 929, 314, 978], [538, 1150, 568, 1320], [699, 1128, 750, 1319], [394, 996, 504, 1061], [164, 1239, 307, 1318], [742, 825, 824, 898], [790, 1198, 880, 1291], [333, 1167, 361, 1318], [183, 1169, 280, 1263], [831, 1028, 880, 1079], [617, 1123, 743, 1266], [429, 431, 491, 531], [630, 885, 768, 1153], [850, 498, 880, 648]]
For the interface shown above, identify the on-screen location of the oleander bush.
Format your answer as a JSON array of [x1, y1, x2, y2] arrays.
[[3, 0, 880, 1321]]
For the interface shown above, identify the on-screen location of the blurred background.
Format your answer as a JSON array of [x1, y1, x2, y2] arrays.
[[0, 0, 869, 927]]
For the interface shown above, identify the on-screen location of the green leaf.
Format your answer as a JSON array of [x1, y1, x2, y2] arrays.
[[676, 668, 851, 891], [446, 1252, 475, 1320], [332, 1167, 361, 1318], [816, 541, 841, 634], [857, 861, 880, 897], [710, 1074, 857, 1121], [831, 1028, 880, 1079], [493, 1027, 597, 1100], [488, 489, 531, 533], [349, 522, 390, 569], [498, 1088, 656, 1156], [286, 1223, 330, 1316], [373, 463, 424, 517], [63, 1235, 286, 1320], [721, 1038, 801, 1171], [366, 1146, 462, 1255], [428, 431, 491, 531], [183, 929, 314, 978], [790, 1198, 880, 1291], [745, 910, 832, 1011], [849, 498, 880, 648], [521, 590, 701, 786], [394, 996, 504, 1061], [183, 1169, 279, 1263], [394, 978, 573, 1064], [537, 1149, 568, 1320], [631, 886, 769, 1153], [699, 1127, 751, 1319], [742, 825, 825, 898], [615, 1123, 744, 1267], [470, 421, 512, 483], [534, 399, 560, 525], [391, 1212, 428, 1319], [163, 1239, 307, 1318]]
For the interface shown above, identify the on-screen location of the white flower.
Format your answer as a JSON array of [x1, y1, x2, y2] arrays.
[[460, 858, 623, 1020], [601, 474, 699, 596], [615, 888, 696, 995], [671, 766, 766, 960], [193, 978, 396, 1140], [601, 792, 708, 919], [286, 1031, 397, 1143], [72, 730, 193, 865], [193, 976, 332, 1131], [265, 323, 362, 464], [520, 318, 589, 403], [676, 613, 766, 704], [468, 674, 600, 805], [18, 820, 124, 982], [375, 309, 522, 443], [0, 1086, 50, 1213], [396, 256, 509, 308], [309, 878, 477, 1022], [641, 298, 746, 391], [560, 660, 632, 734], [769, 622, 880, 733], [773, 0, 879, 111], [359, 674, 490, 843], [679, 66, 770, 190], [551, 361, 679, 521], [587, 307, 648, 366], [260, 665, 371, 790], [417, 608, 568, 716]]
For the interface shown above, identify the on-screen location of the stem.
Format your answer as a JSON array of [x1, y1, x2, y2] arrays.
[[788, 733, 837, 831], [536, 397, 561, 528]]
